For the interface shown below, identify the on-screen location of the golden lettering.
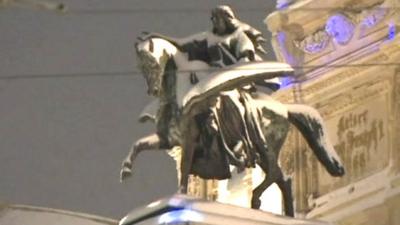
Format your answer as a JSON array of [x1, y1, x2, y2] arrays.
[[337, 110, 368, 138], [345, 120, 379, 151], [334, 111, 385, 154]]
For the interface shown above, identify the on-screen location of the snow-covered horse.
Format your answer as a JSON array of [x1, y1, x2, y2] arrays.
[[120, 37, 345, 217]]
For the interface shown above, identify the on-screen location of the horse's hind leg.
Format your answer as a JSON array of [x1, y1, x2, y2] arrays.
[[251, 171, 275, 209], [276, 174, 294, 217], [251, 153, 277, 209], [252, 159, 294, 216], [120, 133, 160, 181]]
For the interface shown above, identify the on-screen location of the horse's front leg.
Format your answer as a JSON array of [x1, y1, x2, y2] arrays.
[[177, 117, 199, 194], [120, 133, 160, 182], [177, 144, 194, 194]]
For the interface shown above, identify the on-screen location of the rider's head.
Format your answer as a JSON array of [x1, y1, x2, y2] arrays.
[[211, 5, 238, 36]]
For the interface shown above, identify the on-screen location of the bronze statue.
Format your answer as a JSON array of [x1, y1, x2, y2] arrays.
[[120, 5, 345, 217]]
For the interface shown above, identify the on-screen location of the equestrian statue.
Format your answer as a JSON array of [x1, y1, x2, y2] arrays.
[[119, 5, 345, 217]]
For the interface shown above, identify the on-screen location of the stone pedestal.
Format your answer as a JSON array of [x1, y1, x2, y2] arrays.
[[265, 0, 400, 224], [119, 195, 332, 225]]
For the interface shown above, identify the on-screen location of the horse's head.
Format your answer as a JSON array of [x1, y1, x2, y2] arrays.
[[135, 38, 175, 97]]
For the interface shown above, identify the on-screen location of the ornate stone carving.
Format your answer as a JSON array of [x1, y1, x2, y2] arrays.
[[360, 7, 387, 28], [294, 29, 331, 54], [291, 13, 356, 54], [290, 1, 389, 55], [325, 14, 355, 45]]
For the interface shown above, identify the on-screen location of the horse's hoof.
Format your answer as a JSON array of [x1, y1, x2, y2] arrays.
[[120, 167, 132, 182], [329, 158, 345, 177], [251, 198, 261, 209], [177, 186, 187, 194], [122, 159, 132, 169]]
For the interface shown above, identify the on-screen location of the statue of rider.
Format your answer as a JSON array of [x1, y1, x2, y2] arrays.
[[142, 5, 281, 177]]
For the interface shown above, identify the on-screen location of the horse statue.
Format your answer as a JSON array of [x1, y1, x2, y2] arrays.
[[119, 36, 345, 217]]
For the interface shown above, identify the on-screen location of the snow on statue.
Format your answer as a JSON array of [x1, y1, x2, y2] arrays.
[[119, 5, 345, 217]]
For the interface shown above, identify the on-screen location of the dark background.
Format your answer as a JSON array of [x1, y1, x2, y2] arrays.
[[0, 0, 276, 219]]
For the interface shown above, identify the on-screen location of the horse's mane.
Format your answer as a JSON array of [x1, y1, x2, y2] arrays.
[[137, 37, 178, 61]]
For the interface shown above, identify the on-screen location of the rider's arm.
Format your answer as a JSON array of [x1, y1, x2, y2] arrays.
[[142, 32, 208, 50], [234, 31, 257, 62], [175, 32, 208, 45]]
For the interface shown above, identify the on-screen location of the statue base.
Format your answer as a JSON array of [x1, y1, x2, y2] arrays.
[[119, 194, 333, 225]]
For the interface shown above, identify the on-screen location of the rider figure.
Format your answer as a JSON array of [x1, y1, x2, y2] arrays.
[[142, 5, 279, 91]]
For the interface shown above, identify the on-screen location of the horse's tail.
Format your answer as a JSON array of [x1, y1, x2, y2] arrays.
[[286, 104, 345, 177]]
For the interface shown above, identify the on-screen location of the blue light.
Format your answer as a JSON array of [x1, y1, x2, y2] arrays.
[[276, 0, 294, 10], [277, 2, 290, 10], [276, 32, 296, 66], [325, 14, 355, 45], [276, 32, 295, 88], [280, 77, 292, 88], [388, 23, 396, 40], [158, 209, 204, 224]]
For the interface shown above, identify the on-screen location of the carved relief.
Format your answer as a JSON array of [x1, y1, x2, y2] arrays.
[[291, 2, 388, 55], [292, 13, 356, 54], [325, 14, 356, 45], [360, 7, 387, 28], [358, 2, 389, 37], [294, 30, 331, 54]]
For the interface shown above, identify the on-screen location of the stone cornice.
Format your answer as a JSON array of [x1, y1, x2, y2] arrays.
[[264, 0, 398, 80], [266, 0, 385, 34]]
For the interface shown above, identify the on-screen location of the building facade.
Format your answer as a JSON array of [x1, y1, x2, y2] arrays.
[[266, 0, 400, 224]]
